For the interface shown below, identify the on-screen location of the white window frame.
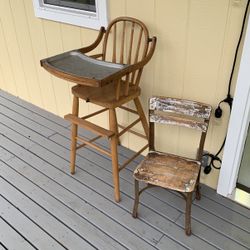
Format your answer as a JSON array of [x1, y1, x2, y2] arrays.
[[217, 14, 250, 198], [32, 0, 108, 30]]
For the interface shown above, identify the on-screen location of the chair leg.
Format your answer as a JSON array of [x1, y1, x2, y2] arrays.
[[113, 108, 121, 145], [195, 184, 201, 200], [195, 172, 201, 200], [109, 108, 120, 202], [134, 97, 149, 139], [185, 192, 192, 236], [132, 179, 140, 218], [70, 96, 79, 174]]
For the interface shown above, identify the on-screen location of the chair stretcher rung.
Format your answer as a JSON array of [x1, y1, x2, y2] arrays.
[[118, 118, 141, 137], [81, 108, 108, 120], [76, 135, 102, 150], [119, 106, 139, 115], [76, 136, 112, 157], [119, 144, 148, 171], [118, 124, 147, 139], [65, 114, 114, 138]]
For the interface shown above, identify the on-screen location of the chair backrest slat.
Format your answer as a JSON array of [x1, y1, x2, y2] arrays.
[[102, 17, 150, 86], [120, 21, 126, 64], [112, 23, 117, 63], [127, 22, 135, 64], [149, 96, 212, 132], [101, 17, 156, 101], [134, 27, 143, 64], [150, 113, 208, 132], [149, 97, 211, 120]]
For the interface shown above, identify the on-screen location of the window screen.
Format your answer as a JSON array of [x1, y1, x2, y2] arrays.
[[44, 0, 96, 12]]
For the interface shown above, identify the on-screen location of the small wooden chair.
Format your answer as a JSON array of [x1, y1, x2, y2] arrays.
[[63, 17, 156, 202], [132, 96, 212, 235]]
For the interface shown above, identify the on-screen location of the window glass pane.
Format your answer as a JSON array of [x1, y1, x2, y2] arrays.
[[44, 0, 96, 12]]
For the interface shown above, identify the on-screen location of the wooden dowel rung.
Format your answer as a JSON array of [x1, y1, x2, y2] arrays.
[[135, 69, 143, 88], [134, 27, 143, 64], [65, 114, 114, 138], [76, 135, 102, 150], [125, 74, 130, 96], [76, 136, 112, 157], [118, 118, 141, 137], [120, 21, 126, 64], [119, 106, 138, 115], [118, 124, 147, 139], [119, 144, 149, 171], [128, 22, 135, 64], [112, 23, 117, 62], [116, 80, 121, 100], [131, 27, 143, 84], [81, 108, 108, 120]]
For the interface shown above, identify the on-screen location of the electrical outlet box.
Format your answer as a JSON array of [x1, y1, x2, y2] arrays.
[[201, 151, 210, 168], [197, 149, 210, 167]]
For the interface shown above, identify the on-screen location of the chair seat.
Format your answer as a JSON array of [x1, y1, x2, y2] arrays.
[[72, 81, 141, 108], [133, 151, 200, 192]]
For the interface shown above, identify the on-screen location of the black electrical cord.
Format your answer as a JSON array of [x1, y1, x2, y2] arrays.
[[228, 0, 250, 95], [204, 0, 250, 174]]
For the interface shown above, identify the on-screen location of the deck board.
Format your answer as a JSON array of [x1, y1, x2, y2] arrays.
[[0, 90, 249, 250], [201, 185, 250, 218], [0, 192, 67, 250], [0, 159, 129, 250], [1, 148, 162, 249], [0, 243, 8, 250], [193, 195, 250, 232], [0, 217, 36, 250]]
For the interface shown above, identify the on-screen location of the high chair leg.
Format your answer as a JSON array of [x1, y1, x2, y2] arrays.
[[70, 96, 79, 174], [109, 108, 120, 202], [134, 97, 149, 139]]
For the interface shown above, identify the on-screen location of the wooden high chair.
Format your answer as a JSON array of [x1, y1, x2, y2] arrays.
[[132, 96, 212, 235], [41, 17, 156, 202]]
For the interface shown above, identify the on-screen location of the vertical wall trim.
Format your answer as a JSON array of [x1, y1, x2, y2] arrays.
[[217, 11, 250, 197]]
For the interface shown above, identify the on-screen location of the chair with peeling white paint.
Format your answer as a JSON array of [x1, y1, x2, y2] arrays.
[[132, 96, 212, 235]]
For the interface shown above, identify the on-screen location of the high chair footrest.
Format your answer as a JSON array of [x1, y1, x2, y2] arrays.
[[64, 114, 114, 138]]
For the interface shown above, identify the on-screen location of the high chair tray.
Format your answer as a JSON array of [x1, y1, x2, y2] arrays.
[[41, 50, 129, 87]]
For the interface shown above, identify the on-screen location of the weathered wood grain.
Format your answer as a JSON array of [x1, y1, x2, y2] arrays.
[[134, 151, 200, 192], [150, 113, 208, 132], [149, 96, 212, 119]]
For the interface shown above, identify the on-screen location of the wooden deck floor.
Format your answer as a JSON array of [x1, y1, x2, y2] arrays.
[[0, 90, 249, 250]]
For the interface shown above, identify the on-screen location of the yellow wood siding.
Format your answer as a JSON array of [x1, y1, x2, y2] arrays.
[[0, 0, 247, 189]]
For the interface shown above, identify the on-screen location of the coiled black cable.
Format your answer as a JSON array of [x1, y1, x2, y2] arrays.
[[204, 0, 250, 174]]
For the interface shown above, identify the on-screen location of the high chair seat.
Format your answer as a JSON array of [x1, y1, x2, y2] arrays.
[[72, 81, 141, 108], [134, 151, 200, 192]]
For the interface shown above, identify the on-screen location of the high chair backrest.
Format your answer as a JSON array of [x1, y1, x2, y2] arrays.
[[102, 16, 154, 87], [148, 96, 212, 160]]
